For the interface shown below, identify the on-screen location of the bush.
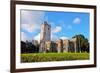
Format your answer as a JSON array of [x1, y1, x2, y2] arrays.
[[21, 53, 89, 63]]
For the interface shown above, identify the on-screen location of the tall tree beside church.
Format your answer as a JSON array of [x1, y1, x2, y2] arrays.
[[72, 34, 89, 53]]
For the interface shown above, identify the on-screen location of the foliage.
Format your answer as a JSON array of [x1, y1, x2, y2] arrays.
[[21, 41, 39, 53], [21, 53, 89, 62], [72, 34, 89, 52]]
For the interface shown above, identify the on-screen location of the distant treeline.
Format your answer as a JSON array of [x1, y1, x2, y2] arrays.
[[21, 41, 39, 53]]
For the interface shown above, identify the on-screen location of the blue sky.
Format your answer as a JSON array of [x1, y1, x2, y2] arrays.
[[21, 10, 90, 42]]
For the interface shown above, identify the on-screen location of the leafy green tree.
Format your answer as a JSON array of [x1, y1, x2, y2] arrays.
[[73, 34, 89, 53], [21, 41, 39, 53]]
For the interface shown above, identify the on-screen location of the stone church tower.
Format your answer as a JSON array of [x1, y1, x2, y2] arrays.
[[39, 21, 51, 52]]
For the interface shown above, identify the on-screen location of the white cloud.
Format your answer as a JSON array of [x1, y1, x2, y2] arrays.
[[51, 33, 58, 41], [21, 24, 36, 33], [52, 26, 62, 33], [33, 33, 40, 43], [21, 32, 27, 42], [73, 17, 81, 24], [60, 36, 68, 40], [21, 10, 45, 32]]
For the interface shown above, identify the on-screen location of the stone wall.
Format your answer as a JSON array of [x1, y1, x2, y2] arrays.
[[43, 38, 79, 53]]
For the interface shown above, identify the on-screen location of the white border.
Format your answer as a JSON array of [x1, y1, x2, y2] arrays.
[[16, 4, 94, 69]]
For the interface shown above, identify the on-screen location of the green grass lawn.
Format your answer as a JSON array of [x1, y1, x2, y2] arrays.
[[21, 53, 89, 63]]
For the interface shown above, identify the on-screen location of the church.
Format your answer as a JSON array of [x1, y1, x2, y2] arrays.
[[39, 21, 81, 53]]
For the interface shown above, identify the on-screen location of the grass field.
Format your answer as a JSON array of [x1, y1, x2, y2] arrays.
[[21, 53, 89, 63]]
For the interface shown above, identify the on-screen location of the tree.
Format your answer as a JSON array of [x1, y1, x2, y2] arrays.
[[21, 41, 27, 53], [21, 40, 39, 53], [72, 34, 89, 53]]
